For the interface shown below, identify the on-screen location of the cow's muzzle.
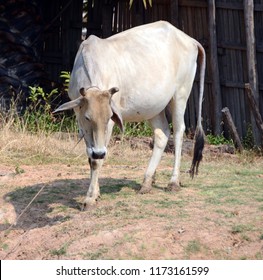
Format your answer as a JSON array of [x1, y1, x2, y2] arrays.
[[92, 150, 106, 159], [87, 147, 107, 160]]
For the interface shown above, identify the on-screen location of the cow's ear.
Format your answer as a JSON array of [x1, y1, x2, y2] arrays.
[[110, 99, 124, 132], [108, 87, 119, 96], [53, 97, 83, 113]]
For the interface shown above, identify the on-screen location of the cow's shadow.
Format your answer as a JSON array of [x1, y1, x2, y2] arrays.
[[1, 177, 138, 231]]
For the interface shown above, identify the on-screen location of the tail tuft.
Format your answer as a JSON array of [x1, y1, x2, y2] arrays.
[[190, 126, 205, 179]]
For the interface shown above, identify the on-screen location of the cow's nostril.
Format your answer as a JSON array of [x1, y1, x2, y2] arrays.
[[92, 151, 106, 160]]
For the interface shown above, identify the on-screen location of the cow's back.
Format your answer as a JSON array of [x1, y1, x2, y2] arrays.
[[69, 21, 200, 121]]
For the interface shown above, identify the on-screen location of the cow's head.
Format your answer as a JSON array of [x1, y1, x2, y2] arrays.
[[53, 87, 123, 160]]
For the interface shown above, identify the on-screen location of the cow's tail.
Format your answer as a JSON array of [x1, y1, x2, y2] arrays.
[[190, 43, 206, 179]]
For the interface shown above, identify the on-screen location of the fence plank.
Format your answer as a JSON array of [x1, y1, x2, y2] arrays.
[[244, 0, 260, 145], [245, 84, 263, 145], [208, 0, 222, 135]]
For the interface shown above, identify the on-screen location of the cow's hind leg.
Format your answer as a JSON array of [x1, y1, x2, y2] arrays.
[[139, 111, 170, 194], [167, 87, 192, 191]]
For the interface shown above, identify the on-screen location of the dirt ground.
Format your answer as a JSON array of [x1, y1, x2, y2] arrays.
[[0, 138, 262, 260]]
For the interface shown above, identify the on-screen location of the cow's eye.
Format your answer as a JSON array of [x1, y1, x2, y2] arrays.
[[85, 114, 91, 121]]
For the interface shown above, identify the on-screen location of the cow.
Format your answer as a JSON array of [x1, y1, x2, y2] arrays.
[[54, 21, 206, 209]]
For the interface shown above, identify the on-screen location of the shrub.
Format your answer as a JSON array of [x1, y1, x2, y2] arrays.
[[1, 71, 77, 135], [206, 133, 234, 146]]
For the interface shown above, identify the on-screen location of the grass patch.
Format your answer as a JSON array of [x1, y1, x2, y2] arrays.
[[215, 209, 238, 218], [50, 243, 69, 257], [185, 240, 202, 255], [199, 173, 261, 206], [83, 246, 109, 260], [231, 224, 254, 235]]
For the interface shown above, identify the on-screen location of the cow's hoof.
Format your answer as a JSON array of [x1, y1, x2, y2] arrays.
[[139, 177, 153, 194], [81, 197, 97, 211], [138, 185, 152, 194], [165, 182, 181, 192]]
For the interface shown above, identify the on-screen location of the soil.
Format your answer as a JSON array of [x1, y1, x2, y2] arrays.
[[0, 138, 262, 260]]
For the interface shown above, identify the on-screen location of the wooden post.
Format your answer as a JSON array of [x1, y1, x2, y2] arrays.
[[222, 107, 244, 152], [243, 0, 260, 145], [245, 84, 263, 144], [208, 0, 222, 135]]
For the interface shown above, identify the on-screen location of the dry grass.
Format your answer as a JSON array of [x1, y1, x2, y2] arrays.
[[0, 124, 87, 166]]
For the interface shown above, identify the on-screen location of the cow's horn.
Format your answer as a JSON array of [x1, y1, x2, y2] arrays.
[[109, 87, 119, 95]]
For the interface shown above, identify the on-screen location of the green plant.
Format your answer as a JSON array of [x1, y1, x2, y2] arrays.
[[50, 243, 68, 257], [23, 86, 58, 132], [206, 133, 233, 146], [242, 124, 254, 149], [185, 240, 201, 254], [28, 86, 58, 107], [15, 165, 25, 175], [60, 71, 71, 91], [11, 71, 77, 134], [113, 121, 152, 137], [231, 224, 254, 235]]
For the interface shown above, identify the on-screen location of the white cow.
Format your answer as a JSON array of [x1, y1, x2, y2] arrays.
[[54, 21, 206, 209]]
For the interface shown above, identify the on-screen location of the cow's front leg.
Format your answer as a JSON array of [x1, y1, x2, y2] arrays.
[[82, 158, 103, 210]]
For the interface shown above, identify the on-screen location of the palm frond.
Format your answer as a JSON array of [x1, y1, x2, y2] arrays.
[[129, 0, 153, 9]]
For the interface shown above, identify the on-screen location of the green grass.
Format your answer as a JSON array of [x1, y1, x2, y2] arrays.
[[50, 243, 69, 257], [195, 161, 263, 207], [231, 224, 254, 235], [113, 121, 152, 137], [185, 240, 202, 255], [83, 246, 109, 260]]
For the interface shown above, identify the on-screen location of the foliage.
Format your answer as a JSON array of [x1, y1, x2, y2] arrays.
[[60, 71, 71, 91], [242, 124, 254, 149], [206, 133, 234, 146], [113, 121, 152, 137], [5, 71, 77, 135]]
